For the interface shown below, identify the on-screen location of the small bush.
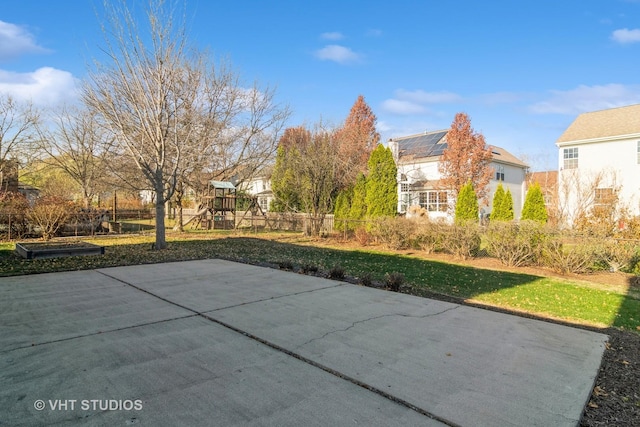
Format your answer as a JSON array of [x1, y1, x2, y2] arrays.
[[384, 272, 405, 292], [485, 220, 547, 267], [541, 238, 601, 275], [328, 264, 345, 280], [27, 196, 73, 241], [370, 217, 416, 250], [353, 227, 370, 246], [440, 221, 481, 260], [278, 260, 294, 270], [414, 219, 444, 254], [600, 241, 638, 273], [358, 272, 374, 287], [300, 263, 319, 274], [0, 192, 30, 239]]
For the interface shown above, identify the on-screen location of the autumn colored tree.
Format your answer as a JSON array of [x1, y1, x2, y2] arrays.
[[455, 181, 479, 223], [334, 95, 380, 187], [365, 144, 397, 218], [521, 183, 548, 223], [439, 112, 493, 203]]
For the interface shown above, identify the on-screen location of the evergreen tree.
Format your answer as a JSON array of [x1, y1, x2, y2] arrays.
[[333, 186, 353, 231], [455, 181, 479, 223], [349, 172, 368, 220], [365, 144, 397, 218], [491, 184, 506, 220], [521, 183, 548, 223], [502, 188, 514, 220]]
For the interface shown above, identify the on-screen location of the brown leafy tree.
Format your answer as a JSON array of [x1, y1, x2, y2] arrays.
[[334, 95, 380, 187], [439, 112, 493, 203]]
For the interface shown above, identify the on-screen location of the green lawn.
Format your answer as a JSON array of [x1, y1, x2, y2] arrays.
[[1, 232, 638, 331]]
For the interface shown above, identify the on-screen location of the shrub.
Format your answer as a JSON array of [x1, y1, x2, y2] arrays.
[[358, 272, 374, 287], [441, 221, 481, 260], [370, 216, 416, 250], [414, 219, 444, 254], [0, 192, 30, 239], [27, 196, 73, 241], [455, 182, 479, 223], [353, 227, 370, 246], [328, 264, 346, 280], [384, 272, 405, 292], [521, 183, 548, 223], [485, 220, 547, 267], [300, 263, 319, 274], [541, 237, 601, 274], [278, 260, 294, 270], [600, 240, 638, 273]]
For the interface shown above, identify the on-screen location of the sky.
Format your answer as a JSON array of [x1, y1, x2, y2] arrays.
[[1, 0, 640, 171]]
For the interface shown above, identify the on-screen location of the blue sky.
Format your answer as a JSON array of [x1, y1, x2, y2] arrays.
[[2, 0, 640, 170]]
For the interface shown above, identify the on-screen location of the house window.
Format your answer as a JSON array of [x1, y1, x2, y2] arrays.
[[594, 188, 615, 206], [419, 191, 448, 212], [563, 147, 578, 169], [400, 183, 409, 192], [496, 165, 505, 181]]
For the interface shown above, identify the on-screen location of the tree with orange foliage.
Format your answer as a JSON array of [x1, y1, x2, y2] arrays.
[[335, 95, 380, 186], [438, 112, 493, 203]]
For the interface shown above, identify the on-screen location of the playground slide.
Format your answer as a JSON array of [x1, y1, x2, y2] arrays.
[[173, 207, 209, 230]]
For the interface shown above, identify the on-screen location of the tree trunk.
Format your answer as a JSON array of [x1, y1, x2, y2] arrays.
[[154, 196, 167, 250]]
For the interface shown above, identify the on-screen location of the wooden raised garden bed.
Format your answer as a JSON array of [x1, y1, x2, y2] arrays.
[[15, 241, 105, 260]]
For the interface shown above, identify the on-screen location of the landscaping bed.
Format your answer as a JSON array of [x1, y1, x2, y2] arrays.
[[15, 241, 105, 259]]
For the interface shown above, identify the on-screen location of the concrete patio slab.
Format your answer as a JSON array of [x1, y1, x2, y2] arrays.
[[0, 259, 607, 426]]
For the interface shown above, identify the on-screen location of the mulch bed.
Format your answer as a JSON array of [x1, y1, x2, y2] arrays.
[[580, 328, 640, 427]]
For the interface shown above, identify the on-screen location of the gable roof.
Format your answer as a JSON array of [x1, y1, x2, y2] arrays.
[[556, 104, 640, 144], [392, 129, 528, 168]]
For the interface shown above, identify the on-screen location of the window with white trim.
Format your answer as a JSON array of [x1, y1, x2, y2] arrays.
[[496, 165, 505, 181], [419, 191, 448, 212], [563, 147, 578, 169]]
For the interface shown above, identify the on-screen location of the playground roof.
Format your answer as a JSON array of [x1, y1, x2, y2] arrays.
[[209, 180, 236, 190]]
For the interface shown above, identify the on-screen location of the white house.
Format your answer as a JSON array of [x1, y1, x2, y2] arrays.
[[388, 129, 528, 221], [556, 103, 640, 226], [237, 172, 273, 212]]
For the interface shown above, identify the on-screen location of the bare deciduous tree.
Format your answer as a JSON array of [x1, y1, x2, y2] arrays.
[[36, 107, 111, 208], [0, 95, 40, 191], [83, 0, 289, 248]]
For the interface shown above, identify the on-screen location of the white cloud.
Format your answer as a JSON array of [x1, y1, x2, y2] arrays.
[[529, 84, 640, 115], [0, 67, 78, 106], [380, 99, 428, 115], [0, 20, 49, 61], [314, 45, 361, 64], [320, 32, 344, 41], [381, 89, 461, 115], [611, 28, 640, 43]]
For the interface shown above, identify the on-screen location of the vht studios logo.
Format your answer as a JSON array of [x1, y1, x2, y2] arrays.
[[34, 399, 143, 411]]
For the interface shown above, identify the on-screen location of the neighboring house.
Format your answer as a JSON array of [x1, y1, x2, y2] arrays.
[[388, 129, 528, 221], [556, 104, 640, 226], [238, 172, 273, 212]]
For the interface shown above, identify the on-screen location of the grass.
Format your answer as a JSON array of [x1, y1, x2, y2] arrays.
[[1, 231, 638, 332]]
